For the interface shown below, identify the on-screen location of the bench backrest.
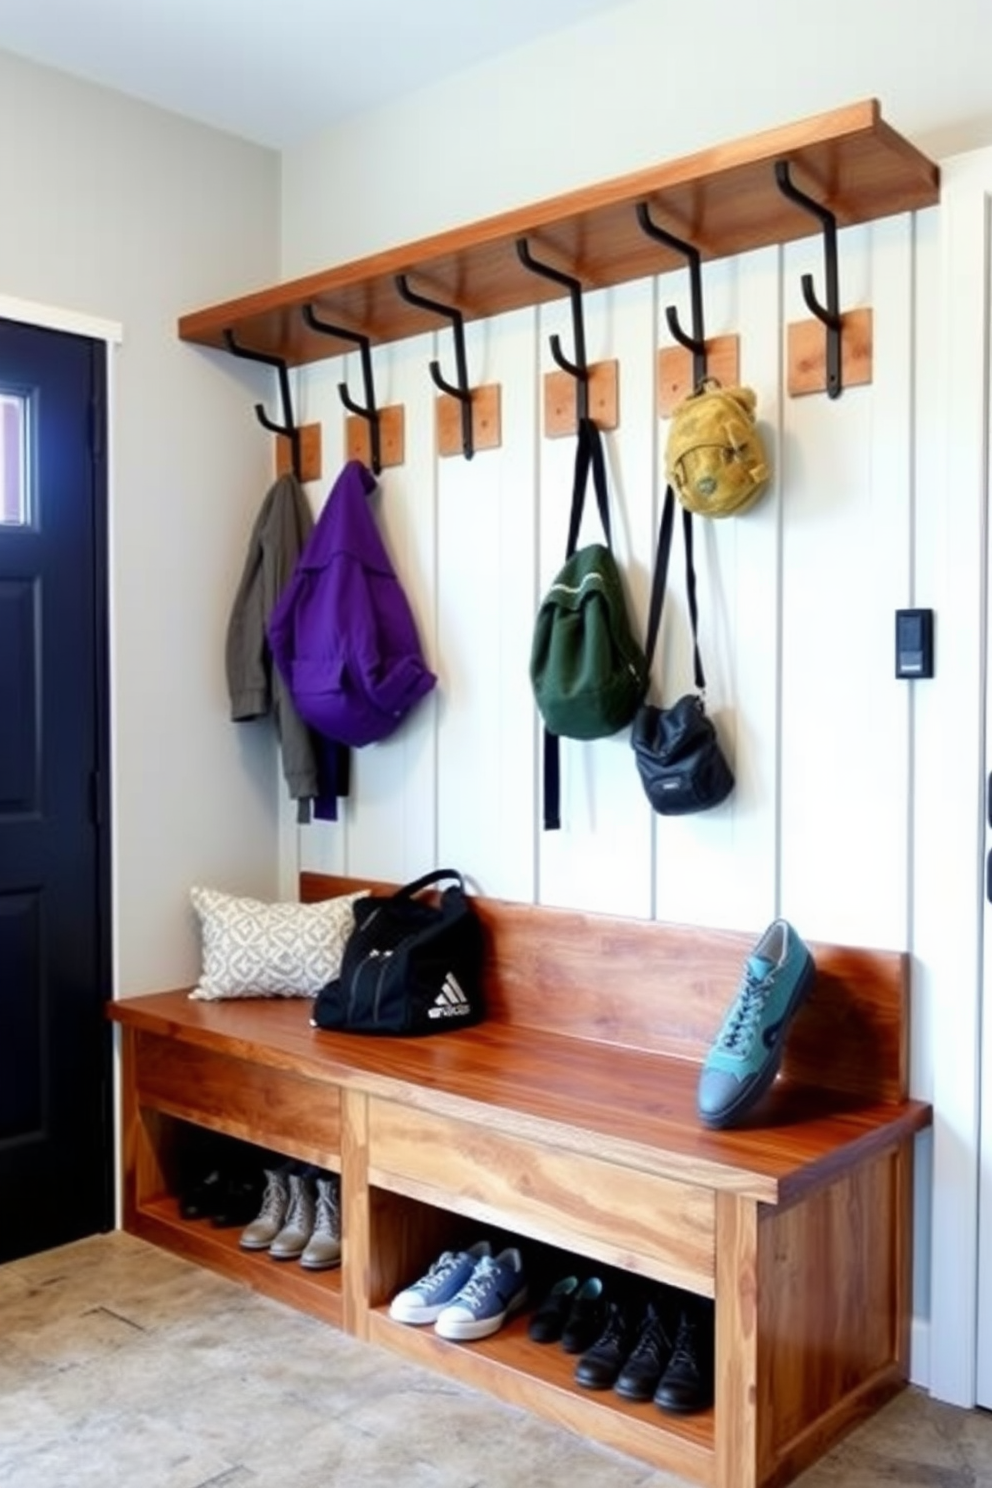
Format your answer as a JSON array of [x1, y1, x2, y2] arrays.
[[301, 873, 909, 1106]]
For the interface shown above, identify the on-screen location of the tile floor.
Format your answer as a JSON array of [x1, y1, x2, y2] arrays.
[[0, 1232, 990, 1488]]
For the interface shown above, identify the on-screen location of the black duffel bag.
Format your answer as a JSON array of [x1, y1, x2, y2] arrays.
[[631, 486, 734, 816], [310, 868, 485, 1035], [632, 693, 733, 815]]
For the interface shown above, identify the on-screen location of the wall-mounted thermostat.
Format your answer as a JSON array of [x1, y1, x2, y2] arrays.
[[895, 608, 934, 679]]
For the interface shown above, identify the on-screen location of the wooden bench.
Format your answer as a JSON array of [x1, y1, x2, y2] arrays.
[[109, 873, 931, 1488]]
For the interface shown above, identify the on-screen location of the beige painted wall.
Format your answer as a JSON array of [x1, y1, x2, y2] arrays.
[[280, 0, 992, 276], [0, 47, 282, 994]]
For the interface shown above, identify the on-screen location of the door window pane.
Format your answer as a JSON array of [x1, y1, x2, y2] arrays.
[[1, 393, 27, 526]]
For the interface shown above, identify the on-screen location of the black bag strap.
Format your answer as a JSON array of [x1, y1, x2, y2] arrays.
[[644, 485, 705, 693], [391, 868, 465, 901], [545, 418, 612, 832], [543, 727, 561, 832], [565, 417, 611, 556]]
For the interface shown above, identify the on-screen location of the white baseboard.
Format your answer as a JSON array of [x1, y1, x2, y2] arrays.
[[909, 1315, 929, 1390]]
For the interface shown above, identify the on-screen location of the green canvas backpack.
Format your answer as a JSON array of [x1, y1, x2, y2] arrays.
[[530, 418, 647, 828]]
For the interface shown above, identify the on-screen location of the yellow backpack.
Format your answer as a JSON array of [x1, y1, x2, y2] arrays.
[[665, 381, 770, 518]]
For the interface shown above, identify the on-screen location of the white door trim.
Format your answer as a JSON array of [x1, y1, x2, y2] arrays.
[[0, 294, 122, 345]]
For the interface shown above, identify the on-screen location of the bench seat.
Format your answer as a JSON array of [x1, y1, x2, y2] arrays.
[[117, 985, 928, 1207], [110, 879, 931, 1488]]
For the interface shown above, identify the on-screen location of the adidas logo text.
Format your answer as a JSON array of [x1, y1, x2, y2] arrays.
[[427, 973, 472, 1020]]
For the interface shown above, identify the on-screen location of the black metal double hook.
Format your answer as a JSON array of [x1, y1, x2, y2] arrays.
[[635, 205, 708, 389], [302, 306, 382, 474], [515, 238, 590, 422], [223, 330, 301, 478], [394, 274, 474, 459], [774, 161, 843, 398]]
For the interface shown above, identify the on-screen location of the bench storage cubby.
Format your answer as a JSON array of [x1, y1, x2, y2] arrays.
[[110, 874, 931, 1488]]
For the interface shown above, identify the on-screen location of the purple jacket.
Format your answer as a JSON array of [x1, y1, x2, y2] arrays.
[[267, 460, 436, 749]]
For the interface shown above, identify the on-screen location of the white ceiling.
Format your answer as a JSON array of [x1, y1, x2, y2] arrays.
[[0, 0, 634, 149]]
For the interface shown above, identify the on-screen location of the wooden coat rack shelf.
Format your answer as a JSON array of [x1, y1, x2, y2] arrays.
[[178, 99, 938, 372]]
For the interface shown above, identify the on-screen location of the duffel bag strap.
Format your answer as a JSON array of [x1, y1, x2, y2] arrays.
[[546, 417, 611, 831], [565, 416, 611, 557], [644, 485, 705, 696], [391, 868, 465, 901]]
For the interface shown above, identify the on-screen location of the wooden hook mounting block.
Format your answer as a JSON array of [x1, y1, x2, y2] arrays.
[[437, 384, 502, 458], [346, 404, 406, 469], [788, 308, 873, 397], [544, 360, 619, 437], [276, 423, 322, 482]]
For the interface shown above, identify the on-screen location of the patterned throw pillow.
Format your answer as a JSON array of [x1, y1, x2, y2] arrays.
[[189, 886, 367, 1001]]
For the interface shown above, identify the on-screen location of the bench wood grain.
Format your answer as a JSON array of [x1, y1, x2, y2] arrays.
[[110, 876, 930, 1488]]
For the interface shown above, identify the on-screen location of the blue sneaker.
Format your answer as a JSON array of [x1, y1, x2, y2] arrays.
[[697, 919, 815, 1130], [434, 1247, 528, 1340], [389, 1241, 491, 1324]]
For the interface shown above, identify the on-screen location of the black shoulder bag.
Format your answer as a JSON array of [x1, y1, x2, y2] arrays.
[[310, 868, 485, 1035], [630, 487, 734, 815]]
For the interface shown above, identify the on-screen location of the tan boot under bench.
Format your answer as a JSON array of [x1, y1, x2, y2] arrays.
[[109, 873, 931, 1488]]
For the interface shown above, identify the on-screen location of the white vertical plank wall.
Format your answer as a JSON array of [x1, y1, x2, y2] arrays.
[[349, 333, 439, 885], [653, 248, 782, 931], [536, 277, 656, 918], [295, 331, 440, 884], [284, 206, 962, 1384], [779, 222, 911, 950], [906, 201, 940, 1385], [434, 310, 539, 899], [979, 210, 992, 1412], [294, 219, 924, 939], [925, 151, 992, 1408]]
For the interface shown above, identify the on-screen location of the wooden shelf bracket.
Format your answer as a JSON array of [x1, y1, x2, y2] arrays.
[[222, 329, 304, 479], [180, 104, 937, 382], [394, 274, 475, 459], [636, 204, 710, 390], [516, 237, 592, 426], [302, 305, 385, 474], [774, 160, 847, 398], [182, 104, 932, 436]]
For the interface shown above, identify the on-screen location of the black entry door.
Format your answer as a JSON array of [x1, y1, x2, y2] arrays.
[[0, 317, 112, 1262]]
